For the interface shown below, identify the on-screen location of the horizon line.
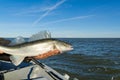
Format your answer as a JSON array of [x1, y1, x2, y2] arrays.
[[1, 37, 120, 39]]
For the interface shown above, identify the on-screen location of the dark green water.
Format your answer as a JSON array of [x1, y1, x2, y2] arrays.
[[40, 38, 120, 80]]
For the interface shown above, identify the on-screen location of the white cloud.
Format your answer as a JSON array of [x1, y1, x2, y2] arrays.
[[14, 6, 51, 16], [32, 0, 66, 26], [41, 15, 94, 26]]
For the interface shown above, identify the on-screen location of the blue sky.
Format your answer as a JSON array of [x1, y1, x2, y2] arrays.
[[0, 0, 120, 38]]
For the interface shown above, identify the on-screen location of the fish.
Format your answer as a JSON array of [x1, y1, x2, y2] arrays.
[[0, 39, 73, 66]]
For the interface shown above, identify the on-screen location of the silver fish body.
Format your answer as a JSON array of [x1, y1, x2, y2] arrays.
[[0, 39, 73, 66]]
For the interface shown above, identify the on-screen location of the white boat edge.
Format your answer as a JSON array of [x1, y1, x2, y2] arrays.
[[0, 61, 70, 80]]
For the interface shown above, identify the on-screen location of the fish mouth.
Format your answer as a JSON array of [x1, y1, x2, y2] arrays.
[[69, 46, 73, 50], [71, 46, 73, 50], [62, 47, 73, 53]]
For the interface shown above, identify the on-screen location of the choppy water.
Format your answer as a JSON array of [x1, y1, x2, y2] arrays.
[[40, 38, 120, 80], [1, 38, 120, 80]]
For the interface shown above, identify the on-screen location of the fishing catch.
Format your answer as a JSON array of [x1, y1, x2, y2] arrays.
[[0, 39, 73, 66]]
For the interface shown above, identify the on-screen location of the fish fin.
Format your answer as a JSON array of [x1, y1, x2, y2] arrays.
[[53, 43, 57, 50], [10, 55, 25, 66], [53, 43, 62, 53]]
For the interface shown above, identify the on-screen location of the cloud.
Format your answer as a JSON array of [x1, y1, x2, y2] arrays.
[[41, 15, 94, 26], [14, 6, 51, 16], [32, 0, 66, 26]]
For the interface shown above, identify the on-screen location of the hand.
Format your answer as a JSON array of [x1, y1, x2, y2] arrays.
[[0, 50, 4, 54], [34, 49, 60, 59], [26, 49, 60, 60], [0, 49, 60, 62]]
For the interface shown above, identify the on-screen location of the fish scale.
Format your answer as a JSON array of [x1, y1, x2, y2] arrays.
[[0, 39, 73, 66]]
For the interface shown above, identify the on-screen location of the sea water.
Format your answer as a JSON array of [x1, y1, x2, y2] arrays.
[[40, 38, 120, 80], [1, 38, 120, 80]]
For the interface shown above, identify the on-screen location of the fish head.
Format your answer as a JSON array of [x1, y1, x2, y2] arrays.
[[53, 40, 73, 53]]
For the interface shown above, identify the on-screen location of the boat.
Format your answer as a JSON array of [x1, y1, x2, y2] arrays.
[[0, 58, 70, 80]]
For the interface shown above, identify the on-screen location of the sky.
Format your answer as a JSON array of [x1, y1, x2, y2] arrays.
[[0, 0, 120, 38]]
